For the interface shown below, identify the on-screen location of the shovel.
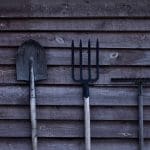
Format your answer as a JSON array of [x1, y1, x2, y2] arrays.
[[16, 40, 47, 150]]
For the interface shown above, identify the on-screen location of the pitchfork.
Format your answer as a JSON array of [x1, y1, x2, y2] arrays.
[[71, 39, 99, 150]]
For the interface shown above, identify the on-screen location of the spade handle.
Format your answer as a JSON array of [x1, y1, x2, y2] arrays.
[[30, 58, 37, 150]]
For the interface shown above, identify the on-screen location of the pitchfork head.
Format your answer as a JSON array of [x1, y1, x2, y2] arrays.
[[71, 39, 99, 84]]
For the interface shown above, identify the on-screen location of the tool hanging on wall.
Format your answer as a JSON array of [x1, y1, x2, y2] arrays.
[[111, 78, 150, 150], [16, 40, 47, 150], [71, 39, 99, 150]]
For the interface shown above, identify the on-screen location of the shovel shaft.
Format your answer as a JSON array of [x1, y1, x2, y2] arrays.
[[84, 97, 91, 150], [139, 95, 144, 150], [30, 58, 37, 150]]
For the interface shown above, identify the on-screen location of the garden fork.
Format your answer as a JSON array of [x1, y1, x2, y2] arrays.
[[71, 39, 99, 150]]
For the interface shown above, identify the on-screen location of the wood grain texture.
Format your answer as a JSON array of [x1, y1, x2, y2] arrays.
[[0, 32, 150, 48], [0, 105, 150, 121], [0, 120, 150, 138], [0, 66, 150, 85], [0, 0, 150, 147], [1, 47, 150, 66], [1, 19, 150, 31], [0, 0, 150, 17], [1, 86, 150, 106], [0, 139, 150, 150]]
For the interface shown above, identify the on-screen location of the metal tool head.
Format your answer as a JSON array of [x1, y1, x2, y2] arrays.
[[16, 39, 47, 81], [111, 77, 150, 97], [111, 78, 150, 84], [71, 39, 99, 84]]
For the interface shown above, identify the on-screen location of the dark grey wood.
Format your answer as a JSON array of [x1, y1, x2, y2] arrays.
[[1, 86, 150, 106], [0, 139, 150, 150], [1, 19, 150, 31], [2, 48, 150, 66], [0, 0, 150, 148], [0, 32, 150, 48], [0, 0, 150, 17], [0, 105, 150, 121], [1, 66, 150, 85], [0, 120, 150, 138]]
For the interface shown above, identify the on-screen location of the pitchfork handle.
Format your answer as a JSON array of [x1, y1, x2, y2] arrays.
[[83, 84, 91, 150]]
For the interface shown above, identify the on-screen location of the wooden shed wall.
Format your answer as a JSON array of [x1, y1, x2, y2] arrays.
[[0, 0, 150, 149]]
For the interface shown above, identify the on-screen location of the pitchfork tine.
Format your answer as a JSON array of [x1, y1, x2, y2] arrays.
[[79, 40, 83, 80], [88, 39, 91, 80]]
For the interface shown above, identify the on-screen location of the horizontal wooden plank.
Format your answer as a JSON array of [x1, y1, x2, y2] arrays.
[[1, 66, 150, 85], [0, 32, 150, 48], [0, 120, 149, 138], [0, 139, 150, 150], [0, 0, 150, 17], [0, 105, 150, 121], [1, 19, 150, 31], [1, 47, 150, 66], [1, 86, 150, 106]]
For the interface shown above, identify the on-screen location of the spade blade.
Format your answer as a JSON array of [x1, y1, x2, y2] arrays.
[[16, 39, 47, 81]]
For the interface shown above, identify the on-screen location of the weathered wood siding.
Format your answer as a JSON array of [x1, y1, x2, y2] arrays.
[[0, 0, 150, 149]]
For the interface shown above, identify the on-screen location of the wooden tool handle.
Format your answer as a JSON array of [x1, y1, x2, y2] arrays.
[[30, 58, 37, 150], [84, 97, 91, 150], [139, 95, 144, 150]]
